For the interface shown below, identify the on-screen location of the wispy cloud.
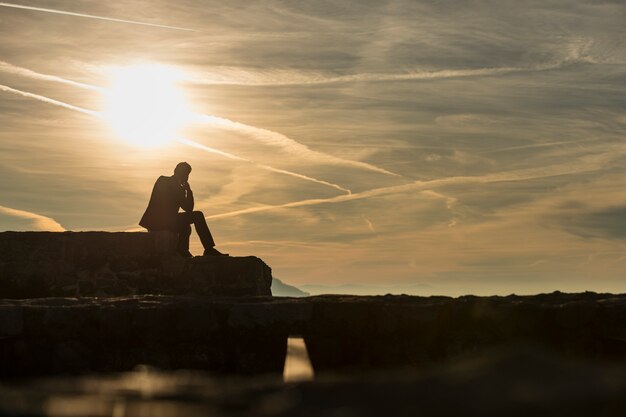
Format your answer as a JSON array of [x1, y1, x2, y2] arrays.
[[0, 60, 100, 91], [0, 59, 542, 93], [0, 84, 99, 116], [362, 215, 375, 233], [0, 204, 65, 231], [175, 137, 351, 193], [1, 61, 397, 178], [189, 58, 579, 87], [195, 114, 400, 176], [207, 151, 614, 220], [0, 84, 351, 194], [0, 2, 195, 31], [2, 0, 625, 293]]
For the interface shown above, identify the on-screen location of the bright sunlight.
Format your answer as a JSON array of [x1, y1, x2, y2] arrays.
[[103, 63, 192, 147]]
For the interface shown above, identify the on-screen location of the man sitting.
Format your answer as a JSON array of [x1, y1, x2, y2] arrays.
[[139, 162, 227, 257]]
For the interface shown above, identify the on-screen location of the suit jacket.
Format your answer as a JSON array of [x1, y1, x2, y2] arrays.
[[139, 175, 194, 231]]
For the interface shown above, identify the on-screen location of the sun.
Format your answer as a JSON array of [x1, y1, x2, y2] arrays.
[[103, 63, 192, 147]]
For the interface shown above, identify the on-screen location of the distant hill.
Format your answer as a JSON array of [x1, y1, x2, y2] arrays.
[[271, 278, 310, 297]]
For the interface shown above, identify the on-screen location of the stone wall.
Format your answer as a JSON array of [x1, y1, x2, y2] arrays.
[[1, 233, 626, 379], [1, 293, 625, 377], [302, 293, 626, 373], [0, 232, 272, 297], [0, 296, 288, 377]]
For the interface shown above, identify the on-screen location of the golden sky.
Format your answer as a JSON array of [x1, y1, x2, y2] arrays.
[[1, 0, 626, 295]]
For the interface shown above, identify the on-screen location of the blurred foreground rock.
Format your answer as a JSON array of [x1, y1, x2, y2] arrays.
[[0, 231, 272, 297], [1, 349, 625, 417]]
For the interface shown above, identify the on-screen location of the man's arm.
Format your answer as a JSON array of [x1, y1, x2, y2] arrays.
[[180, 182, 195, 212]]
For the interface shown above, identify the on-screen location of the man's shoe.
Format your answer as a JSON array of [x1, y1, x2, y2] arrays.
[[203, 247, 228, 257], [178, 250, 193, 258]]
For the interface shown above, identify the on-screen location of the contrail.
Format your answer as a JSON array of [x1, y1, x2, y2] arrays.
[[0, 84, 99, 117], [174, 136, 249, 162], [193, 40, 591, 87], [0, 84, 351, 194], [193, 66, 523, 86], [194, 114, 401, 177], [0, 2, 195, 31], [0, 61, 101, 91], [483, 139, 604, 154], [1, 61, 396, 179], [207, 153, 613, 220], [205, 184, 417, 220], [175, 137, 351, 194], [190, 60, 574, 87]]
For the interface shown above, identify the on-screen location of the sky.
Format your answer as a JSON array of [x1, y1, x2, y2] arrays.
[[1, 0, 626, 296]]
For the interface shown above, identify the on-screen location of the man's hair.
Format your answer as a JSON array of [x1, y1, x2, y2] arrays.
[[174, 162, 192, 175]]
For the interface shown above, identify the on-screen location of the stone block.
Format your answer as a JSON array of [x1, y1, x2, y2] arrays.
[[0, 306, 22, 338], [0, 232, 272, 298], [1, 293, 626, 378]]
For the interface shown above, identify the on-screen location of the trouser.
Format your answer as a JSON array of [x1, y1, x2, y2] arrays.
[[175, 211, 215, 252]]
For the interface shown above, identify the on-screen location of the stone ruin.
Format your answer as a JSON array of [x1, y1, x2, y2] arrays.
[[2, 232, 626, 416], [1, 231, 626, 381], [0, 231, 272, 298]]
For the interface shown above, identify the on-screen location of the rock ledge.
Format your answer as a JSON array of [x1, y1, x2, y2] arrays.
[[0, 231, 272, 297]]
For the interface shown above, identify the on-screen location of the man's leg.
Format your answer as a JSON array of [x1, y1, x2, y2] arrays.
[[190, 211, 216, 249], [191, 211, 228, 256], [175, 213, 193, 255], [176, 211, 225, 256]]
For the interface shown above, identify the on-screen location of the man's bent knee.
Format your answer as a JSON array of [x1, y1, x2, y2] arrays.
[[192, 210, 204, 219]]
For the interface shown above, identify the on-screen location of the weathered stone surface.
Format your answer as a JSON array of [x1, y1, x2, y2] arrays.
[[303, 292, 626, 373], [0, 296, 288, 377], [1, 293, 626, 377], [1, 349, 626, 417], [0, 232, 272, 297]]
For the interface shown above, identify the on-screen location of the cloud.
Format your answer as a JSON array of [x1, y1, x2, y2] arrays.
[[207, 149, 616, 221], [189, 61, 570, 87], [0, 84, 98, 116], [175, 137, 351, 193], [0, 2, 195, 31], [558, 206, 626, 240], [0, 61, 100, 91], [0, 83, 352, 194], [361, 215, 375, 233], [2, 0, 626, 293], [1, 61, 396, 179], [0, 205, 65, 231], [195, 114, 400, 176]]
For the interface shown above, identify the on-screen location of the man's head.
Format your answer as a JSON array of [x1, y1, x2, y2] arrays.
[[174, 162, 192, 184]]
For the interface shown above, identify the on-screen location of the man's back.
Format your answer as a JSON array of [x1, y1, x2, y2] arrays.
[[139, 175, 184, 231]]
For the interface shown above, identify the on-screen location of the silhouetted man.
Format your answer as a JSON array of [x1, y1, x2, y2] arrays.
[[140, 162, 227, 257]]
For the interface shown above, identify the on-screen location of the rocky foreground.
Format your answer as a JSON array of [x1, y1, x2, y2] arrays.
[[2, 232, 626, 415], [1, 292, 625, 377], [0, 231, 272, 297]]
